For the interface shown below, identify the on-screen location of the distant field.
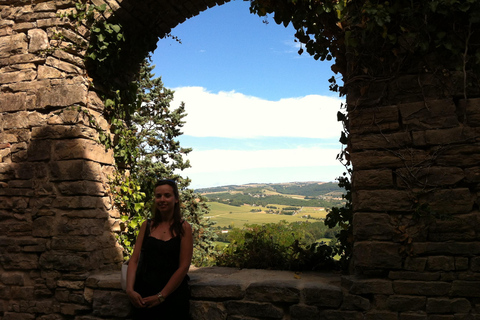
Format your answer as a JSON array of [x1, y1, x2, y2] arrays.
[[206, 202, 328, 228]]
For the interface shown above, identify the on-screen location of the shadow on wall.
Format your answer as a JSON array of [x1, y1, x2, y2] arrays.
[[0, 108, 124, 317]]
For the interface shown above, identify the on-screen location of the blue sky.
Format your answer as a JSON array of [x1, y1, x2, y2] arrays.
[[151, 0, 346, 189]]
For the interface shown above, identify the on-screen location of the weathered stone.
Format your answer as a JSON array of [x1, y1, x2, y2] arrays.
[[393, 280, 451, 296], [224, 300, 283, 319], [351, 132, 412, 151], [412, 242, 480, 256], [352, 169, 394, 189], [387, 295, 426, 312], [343, 276, 394, 295], [396, 166, 464, 189], [353, 212, 395, 241], [303, 282, 343, 307], [290, 304, 320, 320], [389, 271, 440, 281], [32, 216, 56, 237], [319, 309, 365, 320], [190, 278, 244, 299], [189, 301, 226, 320], [0, 92, 27, 112], [39, 251, 89, 272], [413, 127, 476, 147], [0, 69, 36, 84], [398, 99, 459, 130], [56, 217, 106, 236], [246, 280, 300, 303], [27, 28, 49, 52], [0, 252, 38, 270], [0, 33, 28, 58], [50, 160, 102, 181], [349, 105, 400, 134], [365, 311, 398, 320], [341, 293, 371, 311], [36, 84, 87, 108], [45, 56, 82, 74], [431, 188, 475, 214], [1, 272, 25, 285], [53, 139, 114, 164], [90, 290, 130, 317], [354, 190, 412, 212], [427, 256, 455, 271], [57, 181, 105, 196], [354, 242, 403, 270], [37, 65, 63, 79], [451, 281, 480, 298], [426, 298, 471, 313]]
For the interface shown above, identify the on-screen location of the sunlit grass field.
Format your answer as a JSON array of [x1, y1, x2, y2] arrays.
[[206, 202, 328, 228]]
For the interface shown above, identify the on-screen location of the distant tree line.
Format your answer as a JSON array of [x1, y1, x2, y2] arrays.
[[206, 192, 344, 207]]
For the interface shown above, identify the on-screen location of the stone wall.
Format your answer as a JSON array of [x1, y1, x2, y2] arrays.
[[2, 0, 480, 319]]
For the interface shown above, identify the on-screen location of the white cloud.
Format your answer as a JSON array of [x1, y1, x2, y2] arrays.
[[171, 86, 344, 139], [184, 147, 341, 173]]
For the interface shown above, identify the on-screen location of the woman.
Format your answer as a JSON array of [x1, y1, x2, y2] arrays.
[[126, 179, 193, 319]]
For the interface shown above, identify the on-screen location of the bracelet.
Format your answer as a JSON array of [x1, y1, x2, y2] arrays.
[[157, 292, 165, 303]]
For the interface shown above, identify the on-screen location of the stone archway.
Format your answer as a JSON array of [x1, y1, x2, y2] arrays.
[[2, 0, 480, 319]]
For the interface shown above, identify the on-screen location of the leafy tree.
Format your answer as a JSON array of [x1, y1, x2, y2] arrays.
[[114, 57, 217, 266]]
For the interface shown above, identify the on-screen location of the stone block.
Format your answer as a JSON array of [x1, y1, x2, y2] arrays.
[[352, 169, 393, 189], [387, 295, 426, 312], [365, 311, 398, 320], [303, 282, 343, 308], [319, 309, 365, 320], [354, 189, 412, 212], [38, 65, 63, 79], [224, 300, 283, 319], [50, 160, 103, 182], [398, 99, 459, 130], [57, 181, 105, 196], [246, 280, 300, 303], [426, 298, 471, 313], [342, 276, 394, 295], [31, 125, 98, 140], [37, 84, 87, 109], [0, 92, 27, 112], [351, 132, 412, 151], [389, 271, 440, 281], [451, 281, 480, 298], [190, 278, 244, 300], [92, 290, 130, 317], [427, 256, 455, 271], [353, 241, 403, 270], [341, 293, 371, 311], [353, 212, 395, 241], [290, 304, 320, 320], [398, 312, 427, 320], [189, 301, 226, 320], [56, 217, 106, 236], [393, 280, 451, 296], [1, 272, 25, 285], [0, 33, 28, 58], [465, 167, 480, 183], [436, 145, 480, 167], [428, 213, 477, 242], [27, 28, 49, 52], [3, 312, 35, 320], [412, 242, 480, 256], [53, 139, 114, 164], [349, 105, 400, 134], [0, 252, 39, 270], [396, 166, 464, 189], [0, 69, 36, 84], [59, 303, 91, 316], [39, 251, 89, 272], [417, 188, 474, 215]]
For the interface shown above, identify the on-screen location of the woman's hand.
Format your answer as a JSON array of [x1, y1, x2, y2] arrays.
[[126, 289, 146, 308], [144, 294, 164, 308]]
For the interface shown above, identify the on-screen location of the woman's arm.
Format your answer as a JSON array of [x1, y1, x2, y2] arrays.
[[143, 221, 193, 307], [126, 220, 148, 308]]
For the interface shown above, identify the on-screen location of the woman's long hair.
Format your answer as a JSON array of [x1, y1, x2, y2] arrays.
[[152, 179, 185, 237]]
